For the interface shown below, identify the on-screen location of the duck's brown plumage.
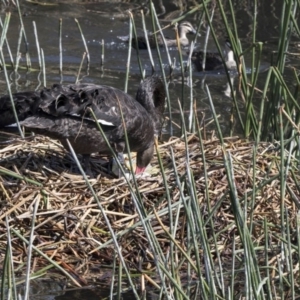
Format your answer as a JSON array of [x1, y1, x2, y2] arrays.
[[118, 21, 197, 49], [0, 76, 166, 175]]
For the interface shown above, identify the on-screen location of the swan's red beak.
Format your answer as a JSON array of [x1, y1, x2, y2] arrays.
[[135, 166, 146, 174]]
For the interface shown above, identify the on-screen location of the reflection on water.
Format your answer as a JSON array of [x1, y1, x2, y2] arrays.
[[0, 0, 291, 298]]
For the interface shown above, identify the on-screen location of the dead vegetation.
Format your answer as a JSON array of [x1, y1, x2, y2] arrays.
[[0, 132, 299, 296]]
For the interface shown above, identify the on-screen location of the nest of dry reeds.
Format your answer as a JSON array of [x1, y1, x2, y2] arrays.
[[0, 132, 299, 293]]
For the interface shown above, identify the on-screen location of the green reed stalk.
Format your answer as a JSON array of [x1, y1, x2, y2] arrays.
[[109, 253, 116, 300], [151, 13, 173, 72], [128, 12, 144, 77], [262, 0, 298, 140], [23, 198, 40, 300], [154, 141, 172, 223], [32, 21, 41, 70], [141, 10, 155, 72], [15, 25, 23, 73], [244, 43, 263, 138], [218, 0, 258, 137], [149, 3, 173, 71], [251, 0, 257, 84], [207, 83, 266, 297], [100, 39, 104, 67], [297, 211, 300, 271], [226, 152, 264, 299], [0, 13, 24, 138], [188, 172, 218, 298], [202, 3, 215, 71], [0, 17, 13, 68], [168, 150, 189, 300], [75, 52, 86, 84], [117, 261, 122, 300], [174, 24, 186, 130], [278, 106, 289, 291], [2, 217, 18, 300], [59, 18, 63, 82], [195, 108, 226, 296], [285, 209, 295, 298], [263, 219, 272, 297], [75, 19, 90, 65], [155, 142, 180, 298], [187, 42, 194, 132], [229, 236, 236, 299], [65, 138, 140, 298], [41, 48, 46, 87], [88, 108, 170, 295], [149, 1, 173, 134], [248, 69, 272, 233], [124, 17, 133, 92], [11, 229, 82, 287], [15, 0, 31, 69], [0, 167, 43, 188], [177, 99, 215, 297], [171, 1, 210, 25], [212, 1, 244, 132]]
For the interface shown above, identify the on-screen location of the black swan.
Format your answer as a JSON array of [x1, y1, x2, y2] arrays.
[[0, 76, 166, 176], [118, 21, 197, 49], [189, 40, 237, 71]]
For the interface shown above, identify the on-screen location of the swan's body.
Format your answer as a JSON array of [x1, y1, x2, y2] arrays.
[[0, 76, 165, 176], [118, 21, 197, 49]]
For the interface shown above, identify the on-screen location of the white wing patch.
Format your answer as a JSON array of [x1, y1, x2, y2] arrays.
[[97, 119, 114, 126], [6, 123, 17, 127], [69, 112, 115, 126]]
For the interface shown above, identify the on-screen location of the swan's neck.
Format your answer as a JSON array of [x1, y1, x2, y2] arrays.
[[136, 77, 165, 134], [136, 78, 165, 114]]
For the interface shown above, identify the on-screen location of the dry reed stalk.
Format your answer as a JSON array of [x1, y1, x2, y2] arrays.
[[0, 131, 299, 290]]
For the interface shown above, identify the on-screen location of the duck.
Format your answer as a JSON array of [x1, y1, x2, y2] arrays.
[[189, 40, 237, 71], [0, 76, 166, 176], [118, 21, 197, 49]]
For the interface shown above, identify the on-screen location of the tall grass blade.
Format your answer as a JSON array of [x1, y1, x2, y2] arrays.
[[0, 13, 24, 138], [75, 52, 86, 84], [128, 11, 144, 77], [124, 16, 133, 92], [32, 21, 41, 70], [141, 10, 155, 72], [74, 18, 90, 69], [149, 1, 172, 134], [65, 139, 140, 298], [23, 197, 40, 300], [0, 16, 13, 68], [41, 48, 46, 87], [15, 0, 31, 69], [59, 18, 63, 82]]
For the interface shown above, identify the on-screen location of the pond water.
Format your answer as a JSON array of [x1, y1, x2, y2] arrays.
[[1, 0, 295, 139], [1, 0, 298, 299]]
